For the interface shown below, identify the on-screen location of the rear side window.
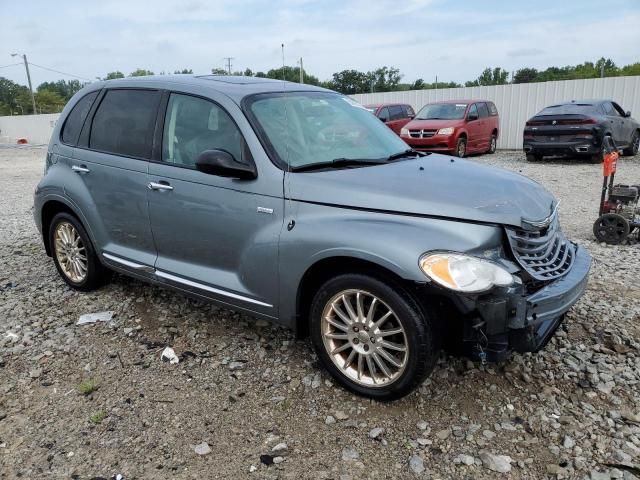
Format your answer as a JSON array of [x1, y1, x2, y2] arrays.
[[404, 105, 415, 117], [162, 93, 246, 167], [487, 102, 498, 116], [378, 107, 390, 121], [477, 102, 490, 118], [89, 89, 160, 159], [61, 91, 99, 145], [388, 105, 404, 120]]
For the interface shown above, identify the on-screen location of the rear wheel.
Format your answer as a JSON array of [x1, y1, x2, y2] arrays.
[[49, 212, 110, 291], [310, 274, 438, 400], [623, 131, 639, 156], [487, 134, 497, 154], [454, 137, 466, 158], [526, 153, 542, 162]]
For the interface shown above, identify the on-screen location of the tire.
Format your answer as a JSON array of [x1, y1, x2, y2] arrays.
[[526, 153, 542, 162], [487, 134, 497, 154], [454, 137, 466, 158], [589, 153, 602, 164], [309, 274, 438, 400], [49, 212, 110, 291], [623, 131, 639, 156]]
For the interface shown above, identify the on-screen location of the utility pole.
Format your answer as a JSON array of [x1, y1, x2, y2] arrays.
[[435, 75, 438, 90], [223, 57, 234, 75], [11, 53, 36, 114], [299, 57, 304, 84], [281, 44, 286, 81], [600, 63, 605, 79]]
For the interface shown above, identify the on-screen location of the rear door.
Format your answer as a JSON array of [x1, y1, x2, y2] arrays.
[[603, 102, 626, 145], [476, 102, 491, 150], [611, 102, 633, 144], [465, 103, 481, 149], [146, 91, 282, 317], [386, 105, 406, 134], [67, 88, 160, 271]]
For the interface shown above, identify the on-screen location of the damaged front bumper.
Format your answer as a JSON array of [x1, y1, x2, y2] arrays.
[[453, 243, 591, 361]]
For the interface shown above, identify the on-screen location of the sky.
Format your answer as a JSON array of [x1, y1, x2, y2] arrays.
[[1, 0, 639, 88]]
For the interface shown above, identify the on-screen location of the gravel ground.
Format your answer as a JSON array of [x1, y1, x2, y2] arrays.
[[1, 146, 639, 480]]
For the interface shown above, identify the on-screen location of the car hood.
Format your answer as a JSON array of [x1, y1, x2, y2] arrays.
[[405, 118, 465, 130], [287, 154, 556, 228]]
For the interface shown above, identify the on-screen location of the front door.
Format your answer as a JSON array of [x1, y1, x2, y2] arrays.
[[465, 103, 481, 150], [147, 92, 282, 317], [67, 88, 161, 269]]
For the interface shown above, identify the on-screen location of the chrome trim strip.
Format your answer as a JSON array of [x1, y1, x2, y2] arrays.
[[103, 253, 154, 272], [155, 270, 273, 308], [522, 201, 560, 229]]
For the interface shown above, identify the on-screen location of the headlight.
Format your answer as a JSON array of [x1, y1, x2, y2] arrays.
[[400, 127, 409, 136], [437, 127, 454, 136], [419, 253, 514, 293]]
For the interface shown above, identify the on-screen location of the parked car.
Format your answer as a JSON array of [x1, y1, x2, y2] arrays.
[[34, 76, 590, 399], [523, 100, 640, 162], [400, 100, 499, 157], [364, 103, 415, 135]]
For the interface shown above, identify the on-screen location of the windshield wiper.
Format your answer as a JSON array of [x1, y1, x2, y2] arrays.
[[290, 158, 386, 172], [386, 149, 428, 161]]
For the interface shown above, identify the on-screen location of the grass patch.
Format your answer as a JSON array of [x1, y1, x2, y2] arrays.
[[78, 380, 98, 395], [89, 410, 107, 424]]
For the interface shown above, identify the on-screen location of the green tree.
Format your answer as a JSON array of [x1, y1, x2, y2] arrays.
[[104, 71, 125, 80], [513, 68, 538, 84], [620, 62, 640, 76], [34, 89, 66, 113], [0, 77, 31, 115], [243, 68, 254, 77], [476, 67, 509, 86], [327, 69, 371, 94], [173, 68, 193, 74], [264, 66, 321, 85], [211, 68, 228, 75], [129, 68, 155, 77], [36, 80, 84, 102], [367, 66, 403, 93]]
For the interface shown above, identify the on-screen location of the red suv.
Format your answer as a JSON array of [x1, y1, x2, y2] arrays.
[[365, 103, 415, 135], [400, 100, 499, 157]]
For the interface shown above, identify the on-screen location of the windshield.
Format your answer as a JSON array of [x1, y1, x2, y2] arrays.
[[246, 92, 410, 169], [416, 103, 467, 120]]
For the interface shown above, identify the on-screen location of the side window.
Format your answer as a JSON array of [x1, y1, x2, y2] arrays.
[[61, 91, 99, 145], [378, 107, 390, 121], [388, 105, 404, 120], [162, 93, 245, 167], [611, 102, 626, 117], [467, 103, 478, 120], [604, 102, 619, 116], [487, 102, 498, 116], [477, 102, 490, 118], [89, 89, 160, 159], [405, 105, 415, 117]]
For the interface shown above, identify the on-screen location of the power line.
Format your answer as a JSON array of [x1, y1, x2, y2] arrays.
[[27, 62, 92, 81], [0, 62, 22, 69]]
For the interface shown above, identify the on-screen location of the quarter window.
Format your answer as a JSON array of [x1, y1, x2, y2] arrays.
[[487, 102, 498, 116], [61, 91, 98, 145], [89, 89, 159, 159], [378, 107, 390, 121], [405, 105, 415, 117], [162, 93, 245, 167]]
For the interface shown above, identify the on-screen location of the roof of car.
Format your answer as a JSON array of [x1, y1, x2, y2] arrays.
[[550, 99, 611, 106], [425, 99, 491, 104], [364, 103, 410, 108], [89, 74, 332, 103]]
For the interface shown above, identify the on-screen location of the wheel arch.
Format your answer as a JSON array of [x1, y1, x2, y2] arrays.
[[40, 198, 88, 256], [295, 256, 422, 339]]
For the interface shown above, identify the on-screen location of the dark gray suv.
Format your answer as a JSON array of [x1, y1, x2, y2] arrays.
[[34, 75, 591, 399]]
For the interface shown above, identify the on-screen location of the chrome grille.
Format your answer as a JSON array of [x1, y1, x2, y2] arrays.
[[409, 129, 437, 138], [505, 213, 575, 281]]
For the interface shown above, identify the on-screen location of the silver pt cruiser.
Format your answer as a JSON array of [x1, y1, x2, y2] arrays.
[[34, 76, 591, 399]]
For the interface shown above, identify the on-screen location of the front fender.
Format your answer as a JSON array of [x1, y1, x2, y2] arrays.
[[278, 200, 505, 326]]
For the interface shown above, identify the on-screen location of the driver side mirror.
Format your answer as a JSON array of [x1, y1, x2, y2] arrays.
[[195, 149, 257, 180], [625, 110, 632, 117], [467, 113, 478, 122], [379, 116, 389, 123]]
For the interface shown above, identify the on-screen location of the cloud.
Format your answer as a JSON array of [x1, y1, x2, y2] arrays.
[[508, 48, 544, 57]]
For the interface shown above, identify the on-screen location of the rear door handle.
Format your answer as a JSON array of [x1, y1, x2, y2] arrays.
[[148, 181, 174, 191], [71, 165, 90, 173]]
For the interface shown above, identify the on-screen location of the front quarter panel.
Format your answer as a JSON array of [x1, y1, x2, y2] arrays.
[[278, 201, 505, 326]]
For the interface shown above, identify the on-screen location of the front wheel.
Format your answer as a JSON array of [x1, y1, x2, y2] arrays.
[[526, 153, 542, 162], [49, 212, 110, 291], [623, 131, 639, 156], [310, 274, 438, 400], [453, 137, 467, 158]]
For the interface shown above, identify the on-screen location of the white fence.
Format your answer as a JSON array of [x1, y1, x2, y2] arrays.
[[352, 76, 640, 149], [0, 113, 60, 145]]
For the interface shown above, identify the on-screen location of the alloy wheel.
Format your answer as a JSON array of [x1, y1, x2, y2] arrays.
[[321, 289, 409, 387], [54, 221, 88, 283]]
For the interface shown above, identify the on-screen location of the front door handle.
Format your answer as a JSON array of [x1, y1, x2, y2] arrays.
[[148, 181, 174, 191], [71, 165, 90, 173]]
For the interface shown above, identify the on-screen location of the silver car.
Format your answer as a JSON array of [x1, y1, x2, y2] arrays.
[[34, 76, 591, 399]]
